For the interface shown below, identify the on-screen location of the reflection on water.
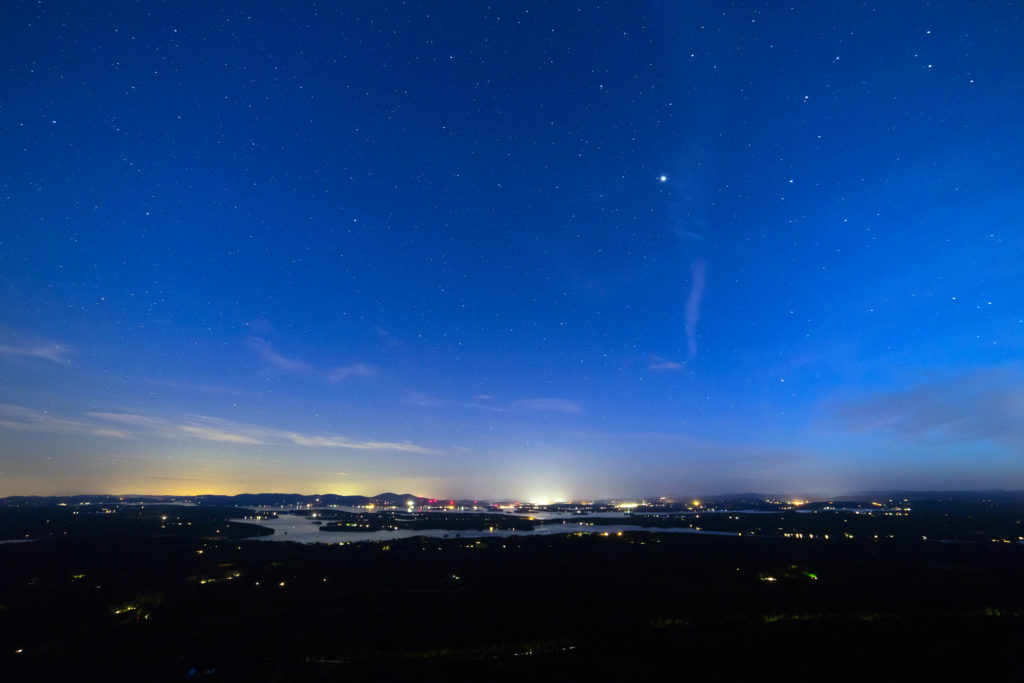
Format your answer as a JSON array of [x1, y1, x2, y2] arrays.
[[231, 515, 739, 545]]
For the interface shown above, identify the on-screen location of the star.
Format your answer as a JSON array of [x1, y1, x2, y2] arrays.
[[658, 175, 667, 182]]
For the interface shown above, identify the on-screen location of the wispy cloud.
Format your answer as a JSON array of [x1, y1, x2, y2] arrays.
[[284, 433, 434, 453], [0, 404, 128, 438], [833, 365, 1024, 448], [328, 363, 375, 382], [376, 327, 402, 348], [405, 393, 505, 412], [0, 404, 439, 455], [88, 412, 171, 431], [98, 412, 439, 454], [245, 337, 311, 373], [177, 425, 264, 444], [684, 259, 707, 361], [0, 341, 73, 363], [649, 356, 684, 371], [513, 398, 583, 415], [407, 393, 582, 415], [246, 337, 376, 383]]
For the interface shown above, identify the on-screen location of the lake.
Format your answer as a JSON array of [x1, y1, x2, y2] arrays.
[[231, 514, 741, 544]]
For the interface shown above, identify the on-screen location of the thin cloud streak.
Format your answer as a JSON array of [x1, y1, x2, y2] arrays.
[[245, 337, 311, 373], [833, 365, 1024, 449], [0, 404, 128, 438], [684, 259, 707, 361], [407, 393, 582, 415], [650, 356, 684, 371], [177, 425, 264, 444], [285, 433, 435, 453], [513, 398, 583, 415], [405, 392, 505, 412], [0, 404, 439, 455], [95, 412, 441, 454], [246, 337, 376, 383], [328, 363, 375, 382], [0, 342, 72, 363]]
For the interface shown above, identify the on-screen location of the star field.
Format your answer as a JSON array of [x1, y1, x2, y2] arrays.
[[1, 1, 1022, 499]]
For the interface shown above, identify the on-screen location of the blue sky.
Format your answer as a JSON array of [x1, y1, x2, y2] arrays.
[[1, 1, 1022, 499]]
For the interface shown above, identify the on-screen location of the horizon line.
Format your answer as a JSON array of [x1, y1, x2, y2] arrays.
[[3, 488, 1023, 504]]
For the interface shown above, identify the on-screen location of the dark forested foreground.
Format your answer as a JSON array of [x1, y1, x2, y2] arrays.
[[1, 500, 1023, 681]]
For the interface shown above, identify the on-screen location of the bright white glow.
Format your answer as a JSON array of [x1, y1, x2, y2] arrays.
[[659, 175, 668, 182]]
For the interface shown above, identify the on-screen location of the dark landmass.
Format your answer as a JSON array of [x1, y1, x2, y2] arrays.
[[311, 510, 536, 533], [1, 494, 1023, 681], [0, 503, 271, 543], [842, 490, 1024, 502]]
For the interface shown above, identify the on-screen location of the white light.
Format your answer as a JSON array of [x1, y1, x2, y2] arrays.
[[659, 175, 667, 182]]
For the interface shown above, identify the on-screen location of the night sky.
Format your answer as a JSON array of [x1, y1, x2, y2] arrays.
[[2, 1, 1023, 500]]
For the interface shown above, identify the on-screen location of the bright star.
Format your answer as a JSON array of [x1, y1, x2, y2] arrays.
[[659, 175, 667, 182]]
